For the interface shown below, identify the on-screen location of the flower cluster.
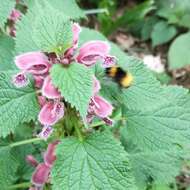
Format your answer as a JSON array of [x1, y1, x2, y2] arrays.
[[13, 23, 116, 139], [27, 141, 59, 190]]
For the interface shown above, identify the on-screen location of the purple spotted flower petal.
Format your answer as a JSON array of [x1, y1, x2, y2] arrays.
[[103, 55, 117, 68], [12, 72, 29, 88], [37, 126, 53, 140]]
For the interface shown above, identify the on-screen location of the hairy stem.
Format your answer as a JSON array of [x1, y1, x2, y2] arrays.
[[74, 125, 84, 142], [9, 137, 43, 148]]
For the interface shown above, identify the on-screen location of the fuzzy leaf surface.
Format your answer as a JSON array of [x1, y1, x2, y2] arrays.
[[50, 63, 93, 118], [0, 71, 39, 137], [51, 131, 137, 190]]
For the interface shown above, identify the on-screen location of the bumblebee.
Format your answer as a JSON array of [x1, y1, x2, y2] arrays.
[[105, 66, 133, 88]]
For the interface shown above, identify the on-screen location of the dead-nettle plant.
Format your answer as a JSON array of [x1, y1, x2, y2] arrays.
[[0, 1, 190, 190]]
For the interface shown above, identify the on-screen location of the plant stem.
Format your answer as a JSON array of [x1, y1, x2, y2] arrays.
[[8, 182, 31, 189], [74, 125, 84, 142], [84, 8, 108, 15], [9, 137, 43, 148]]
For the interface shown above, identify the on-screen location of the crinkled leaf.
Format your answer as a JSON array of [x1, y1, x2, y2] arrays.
[[0, 0, 15, 28], [123, 85, 190, 152], [33, 10, 72, 54], [0, 147, 19, 190], [151, 21, 177, 47], [168, 32, 190, 69], [50, 63, 93, 118], [0, 71, 39, 137], [129, 150, 182, 188], [46, 0, 85, 19], [15, 2, 39, 54], [0, 34, 16, 70], [51, 131, 137, 190]]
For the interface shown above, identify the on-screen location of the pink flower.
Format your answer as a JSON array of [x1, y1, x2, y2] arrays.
[[72, 23, 81, 47], [92, 95, 113, 118], [43, 141, 59, 167], [37, 126, 54, 140], [26, 155, 39, 167], [9, 9, 21, 22], [77, 41, 110, 66], [37, 96, 46, 108], [38, 101, 64, 126], [34, 76, 44, 88], [93, 76, 101, 95], [86, 76, 113, 125], [42, 76, 61, 99], [31, 163, 51, 187], [15, 52, 50, 75], [12, 72, 29, 88]]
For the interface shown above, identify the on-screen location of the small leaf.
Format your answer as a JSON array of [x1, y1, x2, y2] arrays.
[[51, 131, 137, 190], [0, 0, 15, 28], [168, 32, 190, 69], [50, 63, 93, 118], [0, 147, 19, 190], [0, 34, 16, 70], [0, 71, 39, 137], [151, 21, 177, 47]]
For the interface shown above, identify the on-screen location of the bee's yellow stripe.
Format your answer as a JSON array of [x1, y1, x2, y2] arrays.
[[120, 73, 133, 88], [108, 66, 118, 77]]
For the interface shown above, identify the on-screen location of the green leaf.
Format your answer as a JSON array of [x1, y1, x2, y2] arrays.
[[51, 131, 137, 190], [50, 63, 93, 118], [141, 17, 159, 40], [15, 2, 39, 54], [124, 89, 190, 151], [168, 32, 190, 69], [129, 149, 182, 188], [116, 0, 155, 28], [156, 0, 190, 28], [151, 21, 177, 47], [0, 0, 15, 28], [0, 71, 39, 137], [33, 10, 72, 54], [0, 34, 16, 70], [0, 147, 19, 190], [45, 0, 85, 19]]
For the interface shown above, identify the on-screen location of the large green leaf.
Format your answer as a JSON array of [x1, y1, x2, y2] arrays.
[[151, 21, 177, 47], [0, 71, 39, 137], [51, 131, 137, 190], [33, 10, 72, 55], [0, 0, 15, 28], [0, 147, 19, 190], [0, 34, 16, 70], [168, 32, 190, 69], [50, 63, 93, 118], [124, 88, 190, 152], [129, 150, 182, 188]]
